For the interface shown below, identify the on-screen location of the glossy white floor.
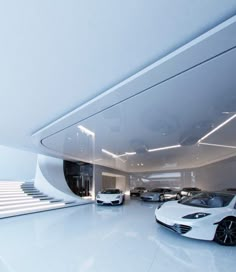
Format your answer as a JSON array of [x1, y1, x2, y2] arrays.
[[0, 198, 235, 272]]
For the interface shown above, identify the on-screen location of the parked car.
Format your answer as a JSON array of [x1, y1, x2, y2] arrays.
[[140, 188, 177, 202], [96, 188, 125, 205], [130, 186, 147, 197], [155, 191, 236, 246], [225, 188, 236, 193], [176, 187, 201, 199]]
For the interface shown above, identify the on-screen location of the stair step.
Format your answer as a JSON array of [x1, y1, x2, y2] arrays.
[[0, 202, 66, 218], [0, 200, 54, 211], [0, 181, 86, 219]]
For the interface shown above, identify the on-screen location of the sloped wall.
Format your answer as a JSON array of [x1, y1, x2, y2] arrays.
[[35, 155, 91, 203]]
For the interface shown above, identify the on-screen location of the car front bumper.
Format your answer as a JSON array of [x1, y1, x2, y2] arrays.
[[155, 213, 217, 241], [96, 199, 121, 205], [141, 196, 156, 201]]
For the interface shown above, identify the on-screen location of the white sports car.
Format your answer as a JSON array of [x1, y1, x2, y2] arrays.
[[96, 188, 125, 205], [155, 192, 236, 246]]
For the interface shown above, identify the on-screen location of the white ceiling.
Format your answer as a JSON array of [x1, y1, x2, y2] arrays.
[[1, 1, 236, 172]]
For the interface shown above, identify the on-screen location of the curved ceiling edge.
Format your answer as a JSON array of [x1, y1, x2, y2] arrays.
[[32, 16, 236, 143]]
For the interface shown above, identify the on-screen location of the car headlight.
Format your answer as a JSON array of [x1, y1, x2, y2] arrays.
[[116, 195, 121, 199], [96, 194, 100, 199], [182, 212, 210, 219]]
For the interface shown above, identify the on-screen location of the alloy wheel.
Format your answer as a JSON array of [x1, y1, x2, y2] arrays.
[[214, 218, 236, 246]]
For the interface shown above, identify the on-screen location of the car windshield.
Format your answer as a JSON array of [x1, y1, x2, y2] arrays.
[[150, 188, 163, 193], [101, 189, 120, 194], [179, 192, 234, 208], [182, 187, 201, 191]]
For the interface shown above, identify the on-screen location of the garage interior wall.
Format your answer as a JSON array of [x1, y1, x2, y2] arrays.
[[0, 145, 37, 180], [116, 176, 127, 192], [102, 176, 116, 189], [94, 165, 129, 195], [195, 157, 236, 190], [102, 175, 127, 192], [130, 157, 236, 191], [129, 170, 197, 190]]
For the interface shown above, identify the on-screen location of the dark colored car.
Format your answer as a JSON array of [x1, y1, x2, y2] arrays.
[[130, 187, 147, 197], [176, 187, 201, 199]]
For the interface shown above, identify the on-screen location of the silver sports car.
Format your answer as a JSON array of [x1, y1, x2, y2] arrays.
[[140, 188, 177, 202]]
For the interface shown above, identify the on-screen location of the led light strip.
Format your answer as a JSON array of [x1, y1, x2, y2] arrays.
[[0, 202, 66, 215], [102, 149, 118, 158], [102, 149, 137, 158], [78, 125, 95, 137], [199, 142, 236, 149], [117, 152, 137, 158], [198, 113, 236, 143], [148, 144, 181, 152]]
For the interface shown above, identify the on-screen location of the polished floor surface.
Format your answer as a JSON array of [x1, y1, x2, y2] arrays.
[[0, 198, 235, 272]]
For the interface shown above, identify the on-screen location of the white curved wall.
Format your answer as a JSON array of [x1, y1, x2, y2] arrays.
[[35, 155, 90, 203]]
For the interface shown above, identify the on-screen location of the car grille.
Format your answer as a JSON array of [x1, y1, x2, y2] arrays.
[[173, 224, 192, 234], [156, 218, 192, 234], [111, 200, 120, 205]]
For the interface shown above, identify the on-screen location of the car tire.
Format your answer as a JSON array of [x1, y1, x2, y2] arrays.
[[159, 194, 164, 202], [214, 217, 236, 246]]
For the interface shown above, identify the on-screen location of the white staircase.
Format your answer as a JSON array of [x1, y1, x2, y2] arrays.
[[0, 181, 80, 219]]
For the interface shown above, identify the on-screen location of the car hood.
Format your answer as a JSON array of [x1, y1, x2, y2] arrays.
[[97, 193, 121, 200], [141, 192, 160, 196], [156, 200, 226, 220]]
